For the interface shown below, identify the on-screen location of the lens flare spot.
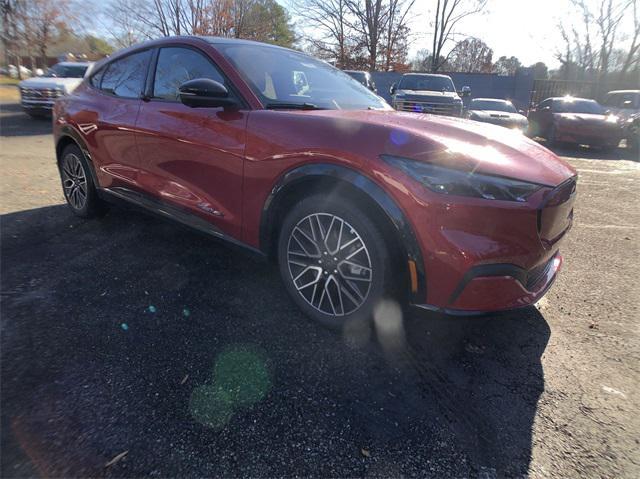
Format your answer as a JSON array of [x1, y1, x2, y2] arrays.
[[373, 299, 406, 356], [189, 345, 271, 429], [390, 129, 410, 146]]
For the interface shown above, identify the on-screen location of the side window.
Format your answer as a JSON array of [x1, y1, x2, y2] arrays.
[[539, 99, 551, 110], [101, 50, 152, 99], [621, 93, 637, 109], [153, 47, 228, 101]]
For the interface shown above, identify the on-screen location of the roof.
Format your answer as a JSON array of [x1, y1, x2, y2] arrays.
[[56, 61, 93, 66], [471, 98, 512, 102], [547, 96, 595, 102], [606, 90, 640, 94], [344, 70, 368, 74], [401, 73, 451, 78]]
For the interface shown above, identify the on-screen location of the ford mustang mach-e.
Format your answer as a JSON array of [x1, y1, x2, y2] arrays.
[[53, 37, 576, 328]]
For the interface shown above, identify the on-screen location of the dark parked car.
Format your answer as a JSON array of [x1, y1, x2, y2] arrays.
[[602, 90, 640, 122], [528, 97, 623, 149], [625, 112, 640, 151], [390, 73, 464, 116], [465, 98, 528, 132], [53, 36, 576, 328], [344, 70, 377, 93]]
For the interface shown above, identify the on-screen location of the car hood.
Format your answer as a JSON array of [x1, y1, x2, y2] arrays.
[[307, 109, 575, 186], [469, 110, 528, 122], [18, 77, 83, 92]]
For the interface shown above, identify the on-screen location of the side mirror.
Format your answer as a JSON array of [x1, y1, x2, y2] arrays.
[[518, 109, 525, 115], [541, 106, 551, 111], [461, 86, 471, 97], [178, 78, 237, 108], [390, 83, 396, 95]]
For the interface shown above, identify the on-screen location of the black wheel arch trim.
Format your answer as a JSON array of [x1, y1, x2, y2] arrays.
[[55, 126, 100, 186], [260, 163, 426, 303]]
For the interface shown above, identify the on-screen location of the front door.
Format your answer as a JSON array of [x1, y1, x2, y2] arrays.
[[135, 46, 248, 240]]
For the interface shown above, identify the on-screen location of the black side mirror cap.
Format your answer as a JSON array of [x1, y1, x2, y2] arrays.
[[179, 78, 237, 108]]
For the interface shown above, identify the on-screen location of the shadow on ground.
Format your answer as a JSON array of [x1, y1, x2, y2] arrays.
[[0, 102, 52, 137], [1, 204, 549, 478]]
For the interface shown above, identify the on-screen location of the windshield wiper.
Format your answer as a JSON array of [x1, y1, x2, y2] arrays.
[[264, 102, 323, 110]]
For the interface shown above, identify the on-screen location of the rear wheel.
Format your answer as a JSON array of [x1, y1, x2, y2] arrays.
[[59, 144, 105, 218], [277, 195, 391, 330]]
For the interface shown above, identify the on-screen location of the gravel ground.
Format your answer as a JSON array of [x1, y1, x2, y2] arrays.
[[1, 101, 639, 478]]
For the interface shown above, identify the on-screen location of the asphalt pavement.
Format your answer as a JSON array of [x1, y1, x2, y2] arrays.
[[1, 100, 638, 478]]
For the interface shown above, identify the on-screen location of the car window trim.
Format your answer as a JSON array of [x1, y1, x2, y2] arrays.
[[145, 44, 248, 109], [87, 48, 154, 100]]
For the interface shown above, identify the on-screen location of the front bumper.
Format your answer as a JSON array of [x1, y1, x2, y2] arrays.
[[556, 125, 622, 146], [404, 175, 576, 314]]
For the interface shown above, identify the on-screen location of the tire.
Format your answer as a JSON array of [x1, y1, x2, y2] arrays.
[[59, 144, 106, 218], [546, 124, 559, 147], [277, 194, 391, 330]]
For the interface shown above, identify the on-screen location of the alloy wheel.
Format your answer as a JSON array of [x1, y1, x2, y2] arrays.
[[61, 153, 88, 210], [286, 213, 373, 317]]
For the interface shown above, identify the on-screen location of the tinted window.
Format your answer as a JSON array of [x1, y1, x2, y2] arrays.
[[153, 47, 226, 101], [101, 50, 151, 98], [45, 64, 89, 78], [217, 44, 388, 110], [469, 100, 517, 113], [398, 74, 455, 92], [553, 99, 605, 114], [621, 92, 639, 108]]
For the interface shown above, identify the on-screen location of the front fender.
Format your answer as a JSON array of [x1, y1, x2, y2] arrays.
[[259, 163, 426, 302]]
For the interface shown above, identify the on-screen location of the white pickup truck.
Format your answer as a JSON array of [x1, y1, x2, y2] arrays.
[[19, 62, 92, 117]]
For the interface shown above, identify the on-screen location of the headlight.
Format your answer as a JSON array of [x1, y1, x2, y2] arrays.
[[381, 155, 543, 202], [605, 114, 619, 123]]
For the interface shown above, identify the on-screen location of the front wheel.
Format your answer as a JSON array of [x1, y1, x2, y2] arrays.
[[277, 195, 391, 330]]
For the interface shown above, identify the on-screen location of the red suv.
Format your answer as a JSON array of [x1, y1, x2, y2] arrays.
[[53, 36, 576, 328]]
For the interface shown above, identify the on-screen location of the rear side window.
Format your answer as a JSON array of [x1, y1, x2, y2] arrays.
[[153, 47, 227, 101], [100, 50, 152, 99]]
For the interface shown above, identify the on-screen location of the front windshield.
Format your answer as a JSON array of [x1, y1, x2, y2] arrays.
[[398, 75, 455, 92], [469, 100, 517, 113], [554, 99, 605, 114], [45, 64, 89, 78], [216, 44, 388, 110]]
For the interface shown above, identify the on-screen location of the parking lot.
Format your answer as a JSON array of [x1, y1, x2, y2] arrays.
[[1, 97, 638, 478]]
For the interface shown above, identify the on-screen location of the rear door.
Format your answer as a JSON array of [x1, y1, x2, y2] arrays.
[[87, 49, 152, 189], [135, 45, 248, 240]]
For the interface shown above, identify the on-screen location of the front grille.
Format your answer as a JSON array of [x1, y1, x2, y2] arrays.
[[20, 87, 63, 101], [395, 100, 459, 116]]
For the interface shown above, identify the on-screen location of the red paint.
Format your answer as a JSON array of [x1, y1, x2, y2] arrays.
[[53, 37, 577, 313]]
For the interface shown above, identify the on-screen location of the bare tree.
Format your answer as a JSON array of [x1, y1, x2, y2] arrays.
[[556, 0, 632, 78], [429, 0, 487, 72], [294, 0, 352, 68], [346, 0, 388, 71], [382, 0, 415, 71], [20, 0, 72, 66], [620, 0, 639, 76], [447, 37, 492, 72]]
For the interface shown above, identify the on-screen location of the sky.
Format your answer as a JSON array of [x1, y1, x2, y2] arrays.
[[285, 0, 637, 69]]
